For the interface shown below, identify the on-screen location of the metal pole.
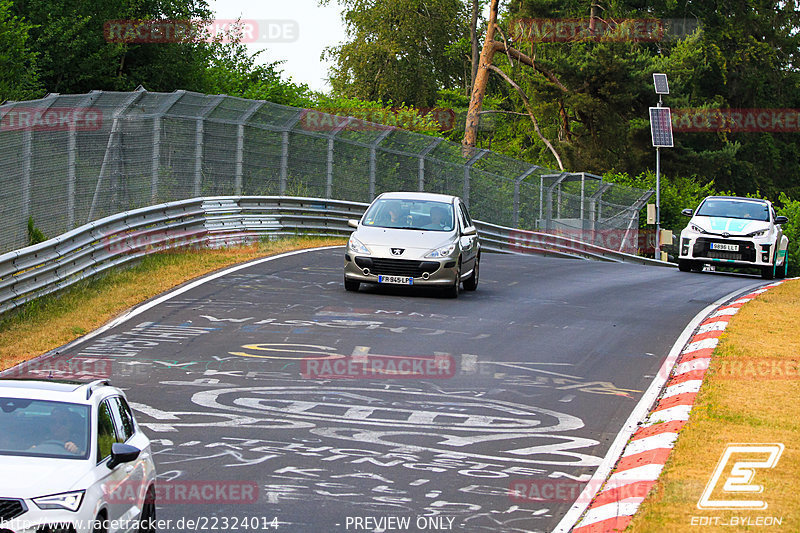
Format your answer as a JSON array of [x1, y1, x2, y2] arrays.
[[326, 137, 334, 198], [21, 130, 32, 230], [67, 126, 76, 228], [655, 94, 663, 259], [280, 131, 289, 194], [655, 146, 661, 258], [369, 128, 393, 200]]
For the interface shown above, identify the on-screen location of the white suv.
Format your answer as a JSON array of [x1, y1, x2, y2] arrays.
[[678, 196, 789, 279], [0, 379, 157, 533]]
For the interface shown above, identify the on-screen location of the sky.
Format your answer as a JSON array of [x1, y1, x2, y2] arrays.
[[209, 0, 347, 93]]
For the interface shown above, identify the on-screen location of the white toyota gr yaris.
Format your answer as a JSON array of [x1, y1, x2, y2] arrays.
[[678, 195, 789, 279]]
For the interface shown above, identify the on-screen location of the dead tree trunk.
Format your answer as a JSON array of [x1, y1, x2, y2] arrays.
[[469, 0, 480, 87], [462, 0, 499, 151]]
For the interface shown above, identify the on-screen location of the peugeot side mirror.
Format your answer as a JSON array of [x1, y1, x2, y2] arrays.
[[681, 209, 694, 217], [347, 219, 359, 229], [775, 215, 788, 225]]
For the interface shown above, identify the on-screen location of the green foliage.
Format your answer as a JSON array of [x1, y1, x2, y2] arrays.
[[323, 0, 470, 107], [202, 39, 313, 107], [775, 192, 800, 277], [11, 0, 215, 93], [0, 0, 42, 101], [603, 171, 718, 232], [27, 216, 46, 245], [456, 0, 800, 198]]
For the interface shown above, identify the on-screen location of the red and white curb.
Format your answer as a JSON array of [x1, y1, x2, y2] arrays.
[[569, 281, 787, 533]]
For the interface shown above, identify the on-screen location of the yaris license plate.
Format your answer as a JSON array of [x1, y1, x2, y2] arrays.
[[710, 243, 739, 252], [378, 275, 413, 285]]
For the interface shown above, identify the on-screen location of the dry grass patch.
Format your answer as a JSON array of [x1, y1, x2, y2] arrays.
[[629, 279, 800, 532], [0, 236, 345, 372]]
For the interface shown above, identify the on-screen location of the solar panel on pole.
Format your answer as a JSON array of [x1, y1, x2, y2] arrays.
[[649, 107, 673, 147], [653, 73, 669, 95]]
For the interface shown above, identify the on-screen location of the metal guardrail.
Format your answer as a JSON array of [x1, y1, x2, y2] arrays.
[[0, 196, 670, 315]]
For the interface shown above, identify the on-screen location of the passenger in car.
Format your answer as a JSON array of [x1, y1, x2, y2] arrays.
[[425, 206, 451, 230]]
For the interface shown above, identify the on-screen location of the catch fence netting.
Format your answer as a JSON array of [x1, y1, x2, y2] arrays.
[[0, 89, 653, 254]]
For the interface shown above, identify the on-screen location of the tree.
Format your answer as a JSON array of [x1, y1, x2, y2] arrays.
[[322, 0, 470, 107], [11, 0, 216, 93], [0, 0, 41, 101], [462, 0, 800, 197]]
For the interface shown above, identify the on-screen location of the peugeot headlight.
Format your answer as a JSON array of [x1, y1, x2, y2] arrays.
[[33, 490, 85, 511], [689, 223, 707, 234], [425, 242, 457, 259], [348, 236, 371, 255], [747, 229, 768, 238]]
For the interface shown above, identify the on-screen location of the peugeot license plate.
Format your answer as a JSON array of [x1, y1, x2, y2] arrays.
[[378, 275, 413, 285], [710, 243, 739, 252]]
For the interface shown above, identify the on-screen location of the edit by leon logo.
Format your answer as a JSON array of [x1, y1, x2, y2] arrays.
[[697, 443, 784, 510]]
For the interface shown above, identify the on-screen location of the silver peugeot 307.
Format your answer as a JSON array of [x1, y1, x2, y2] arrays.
[[344, 192, 480, 297]]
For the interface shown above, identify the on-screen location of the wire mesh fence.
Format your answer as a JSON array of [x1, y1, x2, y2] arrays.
[[0, 88, 654, 255]]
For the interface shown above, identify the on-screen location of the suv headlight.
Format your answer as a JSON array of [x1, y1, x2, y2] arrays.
[[689, 223, 707, 234], [425, 242, 457, 259], [33, 490, 85, 512], [348, 236, 371, 255], [747, 229, 768, 238]]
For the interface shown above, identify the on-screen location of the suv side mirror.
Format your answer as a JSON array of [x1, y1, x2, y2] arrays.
[[681, 209, 694, 217], [107, 443, 140, 469], [775, 215, 788, 225]]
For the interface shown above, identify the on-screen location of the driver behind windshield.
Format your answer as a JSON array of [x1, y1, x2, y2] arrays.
[[31, 406, 84, 454]]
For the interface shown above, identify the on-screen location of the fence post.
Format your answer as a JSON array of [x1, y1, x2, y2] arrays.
[[326, 117, 354, 198], [463, 149, 488, 207], [369, 129, 393, 200], [194, 95, 224, 197], [513, 165, 542, 228], [89, 89, 146, 222], [236, 101, 265, 196], [20, 93, 60, 234], [21, 129, 32, 232], [151, 91, 185, 203], [280, 111, 304, 195], [418, 138, 443, 192]]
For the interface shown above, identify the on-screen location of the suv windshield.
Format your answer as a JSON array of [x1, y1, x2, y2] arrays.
[[0, 398, 90, 459], [362, 199, 455, 231], [696, 199, 769, 221]]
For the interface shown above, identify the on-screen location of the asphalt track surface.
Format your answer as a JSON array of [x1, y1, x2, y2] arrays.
[[44, 248, 768, 532]]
